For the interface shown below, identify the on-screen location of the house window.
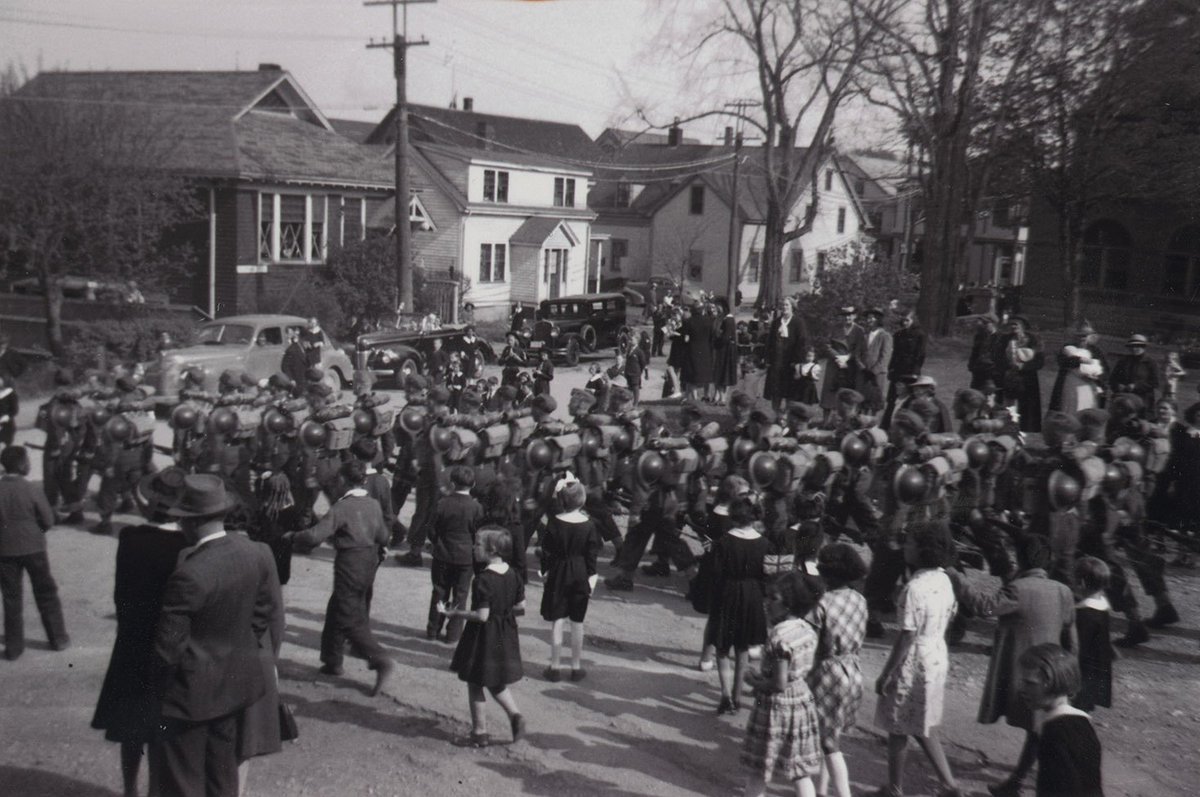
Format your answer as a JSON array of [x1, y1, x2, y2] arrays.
[[689, 184, 705, 215], [687, 249, 704, 280], [824, 170, 834, 191], [1163, 225, 1200, 297], [479, 243, 507, 283], [854, 179, 865, 196], [993, 198, 1011, 228], [1082, 219, 1131, 290], [554, 177, 576, 208], [746, 249, 761, 283], [836, 207, 846, 234], [611, 239, 628, 272], [615, 182, 632, 208], [816, 252, 827, 280], [483, 169, 509, 203], [789, 249, 804, 282], [258, 200, 272, 261], [343, 197, 364, 244], [279, 195, 306, 260]]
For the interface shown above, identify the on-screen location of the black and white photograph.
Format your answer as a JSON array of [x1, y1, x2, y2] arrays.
[[1, 0, 1199, 794]]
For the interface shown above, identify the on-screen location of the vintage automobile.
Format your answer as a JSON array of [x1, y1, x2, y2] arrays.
[[524, 292, 627, 366], [151, 314, 353, 400], [356, 325, 496, 386]]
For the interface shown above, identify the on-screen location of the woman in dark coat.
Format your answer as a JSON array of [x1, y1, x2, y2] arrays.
[[764, 298, 807, 412], [686, 303, 716, 400], [498, 332, 528, 388], [712, 300, 739, 402], [92, 469, 191, 797], [668, 305, 692, 396]]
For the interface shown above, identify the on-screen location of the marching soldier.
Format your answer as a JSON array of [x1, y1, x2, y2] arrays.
[[35, 369, 86, 523], [396, 383, 452, 567]]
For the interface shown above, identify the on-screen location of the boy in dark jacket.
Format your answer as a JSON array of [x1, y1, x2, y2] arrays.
[[427, 465, 484, 643], [0, 445, 69, 660]]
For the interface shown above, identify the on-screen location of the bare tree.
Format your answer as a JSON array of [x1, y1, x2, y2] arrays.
[[996, 0, 1200, 324], [648, 0, 905, 309], [859, 0, 1050, 335], [0, 82, 201, 356]]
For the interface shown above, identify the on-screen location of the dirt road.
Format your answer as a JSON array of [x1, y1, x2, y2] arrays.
[[1, 352, 1198, 796]]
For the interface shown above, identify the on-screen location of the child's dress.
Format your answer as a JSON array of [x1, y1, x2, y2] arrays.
[[450, 564, 524, 689], [1036, 706, 1104, 797], [539, 514, 602, 623], [1073, 596, 1114, 711], [585, 373, 609, 412], [710, 530, 769, 654], [794, 362, 821, 405], [741, 616, 823, 781], [874, 567, 956, 736], [807, 585, 867, 745]]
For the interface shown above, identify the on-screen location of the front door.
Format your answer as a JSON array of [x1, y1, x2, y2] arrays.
[[544, 248, 566, 299]]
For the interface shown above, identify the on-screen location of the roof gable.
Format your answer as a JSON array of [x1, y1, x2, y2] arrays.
[[367, 103, 600, 163]]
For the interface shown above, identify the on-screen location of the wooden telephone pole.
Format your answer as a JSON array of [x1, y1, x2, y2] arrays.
[[366, 0, 433, 316], [724, 100, 758, 307]]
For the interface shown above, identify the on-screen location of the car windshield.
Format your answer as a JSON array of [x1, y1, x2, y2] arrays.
[[195, 323, 255, 346]]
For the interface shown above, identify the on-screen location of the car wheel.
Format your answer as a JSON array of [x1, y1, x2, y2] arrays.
[[397, 357, 419, 386], [580, 324, 598, 351], [325, 368, 346, 392], [472, 350, 485, 376], [564, 337, 581, 367]]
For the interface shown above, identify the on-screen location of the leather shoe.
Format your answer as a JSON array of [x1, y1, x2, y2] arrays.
[[510, 713, 526, 742], [1114, 622, 1150, 648], [371, 658, 395, 696], [641, 561, 670, 577], [319, 663, 344, 676], [50, 636, 71, 652], [605, 574, 634, 591], [1146, 604, 1180, 628]]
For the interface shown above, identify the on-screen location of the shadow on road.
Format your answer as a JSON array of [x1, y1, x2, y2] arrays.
[[0, 767, 120, 797]]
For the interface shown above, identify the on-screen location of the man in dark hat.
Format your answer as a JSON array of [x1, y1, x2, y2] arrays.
[[1110, 334, 1159, 414], [154, 475, 282, 797], [286, 461, 395, 688], [885, 307, 926, 426], [281, 329, 309, 387]]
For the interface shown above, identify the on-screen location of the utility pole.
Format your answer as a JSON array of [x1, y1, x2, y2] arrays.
[[724, 100, 758, 307], [366, 0, 433, 318]]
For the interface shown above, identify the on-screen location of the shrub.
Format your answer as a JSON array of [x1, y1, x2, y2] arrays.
[[794, 240, 918, 340], [63, 313, 198, 371]]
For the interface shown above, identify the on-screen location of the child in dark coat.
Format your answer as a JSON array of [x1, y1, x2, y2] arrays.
[[1072, 557, 1114, 712], [427, 466, 484, 643]]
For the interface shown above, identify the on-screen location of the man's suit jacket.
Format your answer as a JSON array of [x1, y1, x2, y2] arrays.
[[863, 328, 894, 376], [155, 533, 279, 723]]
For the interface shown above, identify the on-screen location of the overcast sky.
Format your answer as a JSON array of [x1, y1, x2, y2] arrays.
[[1, 0, 896, 147]]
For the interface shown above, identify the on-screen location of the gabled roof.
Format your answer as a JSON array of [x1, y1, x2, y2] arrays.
[[412, 141, 590, 175], [509, 217, 580, 247], [367, 103, 601, 163], [13, 69, 391, 188], [329, 117, 381, 144], [595, 127, 702, 149], [841, 151, 910, 197]]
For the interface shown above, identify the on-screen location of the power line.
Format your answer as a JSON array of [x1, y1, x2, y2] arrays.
[[0, 11, 365, 41]]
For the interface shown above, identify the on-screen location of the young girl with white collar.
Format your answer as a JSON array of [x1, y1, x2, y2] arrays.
[[445, 527, 527, 747]]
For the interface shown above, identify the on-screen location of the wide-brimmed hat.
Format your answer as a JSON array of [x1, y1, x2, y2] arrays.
[[167, 474, 239, 519], [1126, 334, 1149, 347], [1075, 320, 1096, 336], [912, 375, 937, 389], [837, 306, 857, 316], [138, 467, 189, 515]]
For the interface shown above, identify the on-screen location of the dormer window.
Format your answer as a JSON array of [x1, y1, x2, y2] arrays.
[[483, 169, 509, 203], [554, 177, 576, 208], [615, 182, 632, 208], [689, 184, 705, 215]]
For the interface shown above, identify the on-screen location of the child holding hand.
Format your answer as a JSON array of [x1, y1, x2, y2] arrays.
[[1072, 557, 1115, 712], [741, 570, 826, 797], [445, 527, 526, 748], [538, 477, 602, 682], [1018, 643, 1104, 797]]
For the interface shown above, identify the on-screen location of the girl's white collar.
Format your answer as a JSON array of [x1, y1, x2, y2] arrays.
[[556, 509, 588, 522], [485, 561, 510, 574], [1078, 594, 1110, 612], [727, 526, 761, 540]]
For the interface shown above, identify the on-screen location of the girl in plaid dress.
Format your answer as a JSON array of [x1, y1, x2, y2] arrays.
[[809, 543, 869, 797], [741, 571, 825, 797]]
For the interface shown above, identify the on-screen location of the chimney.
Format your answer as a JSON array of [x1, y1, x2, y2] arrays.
[[724, 126, 733, 146], [475, 120, 495, 150], [463, 97, 474, 112], [257, 63, 281, 72], [667, 117, 682, 147]]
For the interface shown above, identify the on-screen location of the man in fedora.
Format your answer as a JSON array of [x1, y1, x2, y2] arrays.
[[1110, 333, 1159, 414], [153, 474, 281, 797], [859, 307, 893, 416]]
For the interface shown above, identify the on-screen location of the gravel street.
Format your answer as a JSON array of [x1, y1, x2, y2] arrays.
[[2, 350, 1198, 796]]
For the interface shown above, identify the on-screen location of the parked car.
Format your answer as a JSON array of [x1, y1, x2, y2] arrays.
[[356, 325, 496, 386], [150, 314, 353, 400], [623, 276, 681, 306], [523, 292, 627, 366]]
